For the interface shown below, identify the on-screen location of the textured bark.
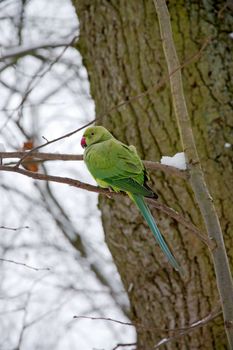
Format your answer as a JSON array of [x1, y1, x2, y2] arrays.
[[73, 1, 233, 349]]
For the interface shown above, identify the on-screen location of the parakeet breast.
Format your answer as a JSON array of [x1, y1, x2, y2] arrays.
[[84, 140, 115, 180]]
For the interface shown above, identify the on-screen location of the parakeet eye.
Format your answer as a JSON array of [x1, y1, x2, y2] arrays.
[[91, 132, 94, 135]]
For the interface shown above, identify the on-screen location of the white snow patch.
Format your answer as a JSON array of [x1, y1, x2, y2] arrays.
[[161, 152, 187, 170], [224, 143, 232, 148]]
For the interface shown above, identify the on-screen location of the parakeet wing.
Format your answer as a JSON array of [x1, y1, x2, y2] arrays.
[[113, 143, 144, 178], [85, 140, 142, 179], [85, 138, 155, 196], [103, 177, 155, 197]]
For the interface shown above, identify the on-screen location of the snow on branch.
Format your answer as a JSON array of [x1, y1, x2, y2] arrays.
[[160, 152, 186, 170]]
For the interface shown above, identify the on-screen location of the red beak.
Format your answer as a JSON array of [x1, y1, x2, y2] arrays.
[[81, 136, 87, 148]]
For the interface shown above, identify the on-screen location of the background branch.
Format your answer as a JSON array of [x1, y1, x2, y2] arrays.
[[0, 258, 50, 271], [0, 38, 76, 61], [74, 306, 222, 333], [154, 305, 222, 349]]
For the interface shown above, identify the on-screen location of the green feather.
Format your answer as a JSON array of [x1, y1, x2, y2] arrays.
[[130, 193, 182, 273], [102, 177, 155, 197]]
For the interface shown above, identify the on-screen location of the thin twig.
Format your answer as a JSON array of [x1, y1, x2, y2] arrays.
[[0, 37, 77, 61], [154, 306, 222, 349], [15, 120, 94, 168], [112, 342, 137, 350], [73, 304, 222, 335], [0, 258, 50, 271], [73, 315, 134, 326], [1, 36, 77, 133], [79, 307, 221, 350], [0, 225, 29, 231]]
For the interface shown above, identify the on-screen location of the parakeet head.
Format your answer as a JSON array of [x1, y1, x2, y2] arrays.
[[81, 126, 113, 148]]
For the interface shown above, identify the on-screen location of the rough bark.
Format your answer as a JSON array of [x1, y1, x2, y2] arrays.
[[72, 1, 233, 349]]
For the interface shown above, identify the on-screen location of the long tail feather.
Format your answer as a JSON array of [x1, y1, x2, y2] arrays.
[[130, 193, 182, 273]]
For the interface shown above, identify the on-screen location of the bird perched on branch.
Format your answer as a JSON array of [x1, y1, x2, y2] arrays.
[[81, 125, 181, 272]]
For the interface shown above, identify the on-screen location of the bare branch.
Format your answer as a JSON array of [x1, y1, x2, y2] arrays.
[[154, 306, 222, 349], [0, 165, 212, 248], [0, 225, 29, 231], [74, 307, 221, 350], [15, 120, 95, 168], [0, 151, 187, 178], [73, 304, 222, 336], [0, 164, 105, 194], [0, 151, 83, 161], [112, 342, 137, 350], [73, 315, 134, 326], [0, 258, 50, 271], [14, 273, 51, 349], [0, 38, 77, 61]]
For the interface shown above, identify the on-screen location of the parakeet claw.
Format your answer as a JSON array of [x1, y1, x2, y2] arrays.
[[106, 187, 114, 199]]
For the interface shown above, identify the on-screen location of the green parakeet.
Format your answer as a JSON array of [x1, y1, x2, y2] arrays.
[[81, 126, 181, 272]]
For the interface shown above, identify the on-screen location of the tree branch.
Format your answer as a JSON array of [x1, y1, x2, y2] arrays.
[[0, 165, 213, 249], [0, 151, 187, 178], [154, 305, 222, 349], [73, 305, 222, 349], [0, 225, 29, 231], [154, 0, 233, 347], [79, 308, 221, 350], [14, 121, 95, 168], [0, 258, 50, 271], [0, 165, 103, 194], [112, 342, 136, 350], [0, 38, 77, 61]]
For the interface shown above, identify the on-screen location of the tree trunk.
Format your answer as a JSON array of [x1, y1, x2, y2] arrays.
[[72, 1, 233, 348]]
